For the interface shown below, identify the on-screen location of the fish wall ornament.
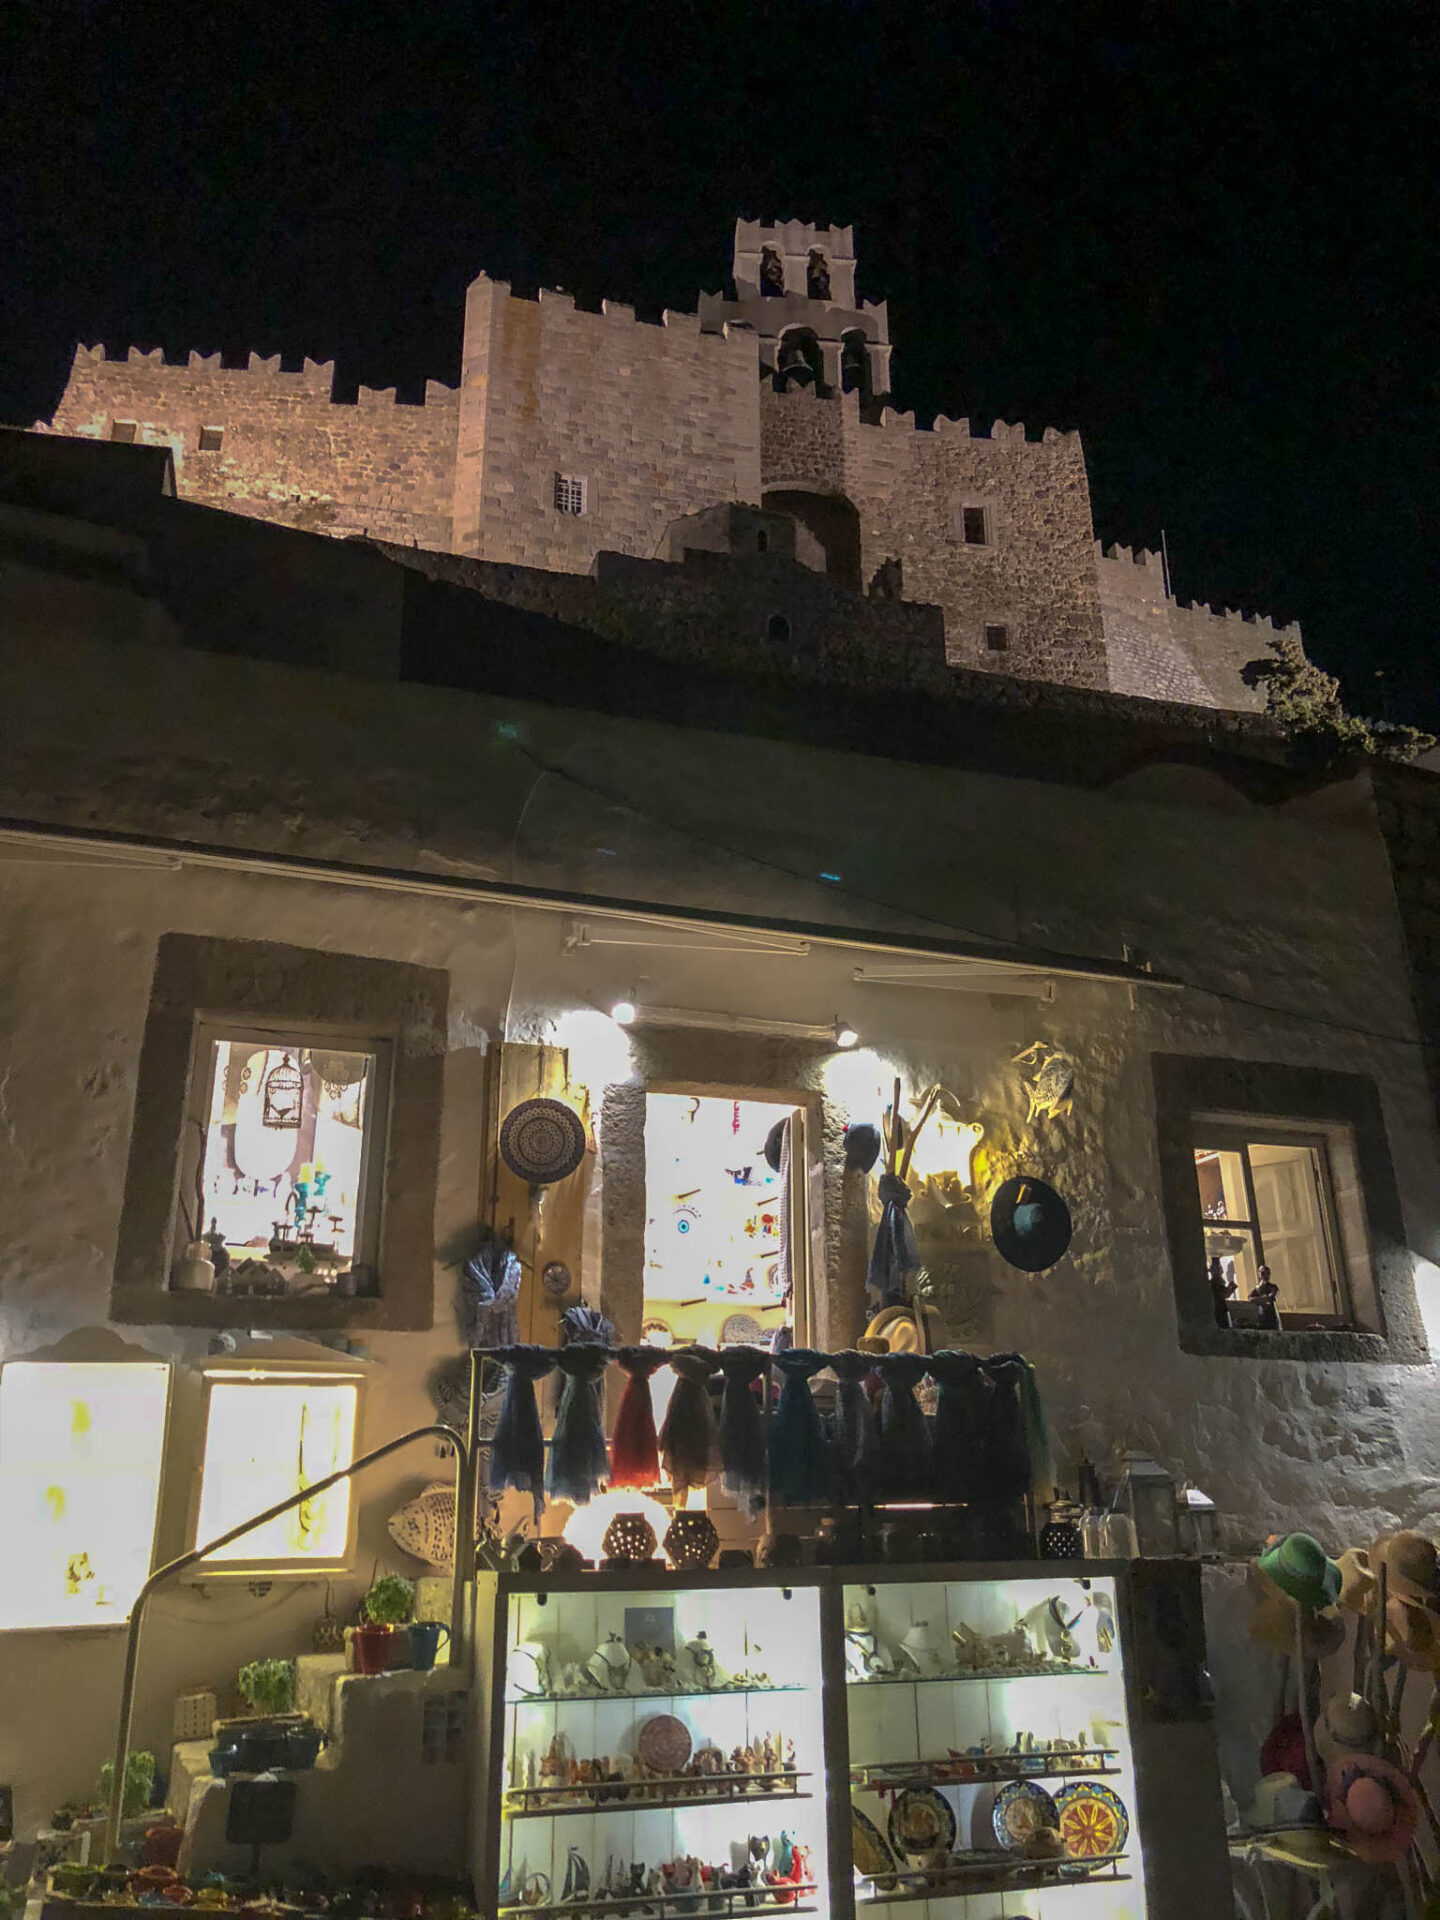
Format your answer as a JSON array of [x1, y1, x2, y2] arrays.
[[1013, 1042, 1077, 1125]]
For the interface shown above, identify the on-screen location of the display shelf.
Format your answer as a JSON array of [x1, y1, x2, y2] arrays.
[[847, 1663, 1110, 1688], [499, 1885, 820, 1917], [506, 1684, 806, 1707], [857, 1853, 1130, 1906], [505, 1771, 811, 1817], [852, 1751, 1119, 1789]]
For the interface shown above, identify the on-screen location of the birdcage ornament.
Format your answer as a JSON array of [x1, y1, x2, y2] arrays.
[[262, 1052, 304, 1128]]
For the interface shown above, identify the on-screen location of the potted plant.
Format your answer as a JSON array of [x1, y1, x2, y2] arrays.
[[211, 1658, 321, 1772], [98, 1751, 156, 1819], [237, 1657, 297, 1719], [353, 1573, 415, 1674]]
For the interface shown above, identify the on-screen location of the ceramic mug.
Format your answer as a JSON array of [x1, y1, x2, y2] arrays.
[[351, 1623, 393, 1675], [409, 1620, 451, 1671]]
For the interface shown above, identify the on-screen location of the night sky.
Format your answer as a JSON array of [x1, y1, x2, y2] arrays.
[[4, 1, 1436, 724]]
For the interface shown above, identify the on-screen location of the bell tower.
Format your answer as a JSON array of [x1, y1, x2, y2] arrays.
[[697, 218, 892, 407]]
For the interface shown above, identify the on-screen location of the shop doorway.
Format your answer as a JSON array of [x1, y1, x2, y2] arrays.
[[642, 1092, 809, 1368]]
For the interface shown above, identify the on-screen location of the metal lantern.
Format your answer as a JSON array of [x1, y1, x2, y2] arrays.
[[1177, 1484, 1221, 1558], [1117, 1450, 1179, 1557], [262, 1052, 304, 1129], [601, 1511, 658, 1565]]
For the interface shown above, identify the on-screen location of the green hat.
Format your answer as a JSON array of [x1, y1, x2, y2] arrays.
[[1258, 1532, 1342, 1610]]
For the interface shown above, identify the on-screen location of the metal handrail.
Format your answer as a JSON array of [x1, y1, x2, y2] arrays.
[[104, 1421, 470, 1863]]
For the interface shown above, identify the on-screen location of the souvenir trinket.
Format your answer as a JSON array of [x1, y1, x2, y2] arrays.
[[684, 1630, 720, 1688], [897, 1620, 942, 1676], [585, 1632, 633, 1692]]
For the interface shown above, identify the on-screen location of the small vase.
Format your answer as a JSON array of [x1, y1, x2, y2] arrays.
[[171, 1241, 216, 1292]]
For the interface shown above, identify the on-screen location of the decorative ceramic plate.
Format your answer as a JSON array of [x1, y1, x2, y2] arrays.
[[992, 1780, 1060, 1851], [888, 1785, 956, 1859], [721, 1312, 764, 1347], [850, 1805, 896, 1879], [1054, 1782, 1128, 1859], [636, 1714, 692, 1775], [498, 1096, 587, 1184]]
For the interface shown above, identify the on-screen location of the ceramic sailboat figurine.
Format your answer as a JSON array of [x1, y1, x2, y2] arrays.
[[560, 1847, 590, 1904]]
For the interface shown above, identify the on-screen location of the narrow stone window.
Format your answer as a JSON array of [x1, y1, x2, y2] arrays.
[[767, 613, 791, 645], [110, 420, 138, 443], [553, 473, 587, 515], [984, 624, 1009, 652], [198, 425, 224, 452], [962, 505, 988, 546], [756, 529, 769, 552]]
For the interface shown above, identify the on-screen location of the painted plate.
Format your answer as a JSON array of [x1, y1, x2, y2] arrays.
[[992, 1780, 1060, 1851], [850, 1805, 896, 1879], [635, 1714, 692, 1776], [888, 1785, 956, 1860], [721, 1313, 764, 1348], [498, 1097, 586, 1184], [1055, 1781, 1128, 1859]]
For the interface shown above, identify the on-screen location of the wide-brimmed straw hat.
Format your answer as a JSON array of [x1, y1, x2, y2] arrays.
[[1372, 1531, 1440, 1608], [1336, 1546, 1377, 1615], [1385, 1595, 1440, 1673], [1314, 1693, 1379, 1769], [1247, 1565, 1346, 1658], [1325, 1753, 1418, 1865]]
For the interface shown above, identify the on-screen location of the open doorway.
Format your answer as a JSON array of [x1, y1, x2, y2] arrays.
[[643, 1091, 805, 1357]]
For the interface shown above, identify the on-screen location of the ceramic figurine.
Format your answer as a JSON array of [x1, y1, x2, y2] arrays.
[[511, 1639, 552, 1697], [897, 1620, 941, 1676], [952, 1621, 986, 1670], [586, 1632, 632, 1692], [685, 1630, 719, 1688], [560, 1849, 590, 1903]]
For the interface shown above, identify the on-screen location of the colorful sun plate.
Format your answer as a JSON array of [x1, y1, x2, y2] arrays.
[[992, 1780, 1060, 1850], [1054, 1781, 1129, 1858], [889, 1785, 956, 1859], [850, 1805, 897, 1880]]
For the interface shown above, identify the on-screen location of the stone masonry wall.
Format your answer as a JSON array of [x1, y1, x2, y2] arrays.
[[1097, 541, 1287, 712], [46, 346, 459, 548], [759, 387, 1110, 689], [451, 276, 762, 569]]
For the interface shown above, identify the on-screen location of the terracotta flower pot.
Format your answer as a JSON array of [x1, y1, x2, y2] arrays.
[[351, 1622, 393, 1674]]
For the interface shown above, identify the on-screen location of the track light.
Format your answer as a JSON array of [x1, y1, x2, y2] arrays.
[[834, 1016, 860, 1049]]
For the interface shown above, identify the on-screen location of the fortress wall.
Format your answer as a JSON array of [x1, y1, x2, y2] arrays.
[[46, 346, 459, 548], [452, 277, 762, 569], [1097, 542, 1289, 712]]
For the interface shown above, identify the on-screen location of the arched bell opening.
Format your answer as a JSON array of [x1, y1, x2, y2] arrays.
[[774, 327, 825, 394]]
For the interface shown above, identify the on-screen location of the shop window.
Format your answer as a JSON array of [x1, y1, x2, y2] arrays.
[[1151, 1054, 1420, 1361], [110, 421, 138, 443], [180, 1022, 392, 1292], [0, 1359, 171, 1630], [1194, 1129, 1349, 1327], [962, 505, 989, 546], [553, 472, 587, 515], [193, 1364, 361, 1573], [198, 425, 224, 452]]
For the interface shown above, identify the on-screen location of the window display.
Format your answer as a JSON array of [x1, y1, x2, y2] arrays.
[[492, 1579, 830, 1913], [194, 1370, 360, 1568], [844, 1573, 1145, 1916], [0, 1359, 170, 1630]]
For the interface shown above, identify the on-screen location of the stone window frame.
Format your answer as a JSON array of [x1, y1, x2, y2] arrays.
[[984, 622, 1009, 653], [553, 471, 588, 516], [959, 501, 994, 547], [197, 425, 224, 453], [110, 420, 138, 444], [113, 933, 447, 1331], [1152, 1053, 1427, 1363]]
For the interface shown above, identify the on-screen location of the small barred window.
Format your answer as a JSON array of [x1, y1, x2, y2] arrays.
[[553, 473, 587, 515]]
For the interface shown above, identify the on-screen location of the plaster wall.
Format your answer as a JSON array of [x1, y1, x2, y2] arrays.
[[3, 614, 1440, 1839], [46, 347, 459, 549], [450, 278, 762, 569]]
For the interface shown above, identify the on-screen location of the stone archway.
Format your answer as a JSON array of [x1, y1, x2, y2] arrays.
[[761, 488, 863, 593]]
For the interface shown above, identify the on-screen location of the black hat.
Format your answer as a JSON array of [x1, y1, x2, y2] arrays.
[[763, 1117, 789, 1172], [989, 1176, 1072, 1272], [843, 1122, 882, 1172]]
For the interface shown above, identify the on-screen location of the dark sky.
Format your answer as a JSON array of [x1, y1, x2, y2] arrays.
[[4, 0, 1437, 723]]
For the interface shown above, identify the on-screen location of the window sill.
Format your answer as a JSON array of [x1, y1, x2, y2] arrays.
[[110, 1285, 430, 1332], [1179, 1323, 1423, 1364]]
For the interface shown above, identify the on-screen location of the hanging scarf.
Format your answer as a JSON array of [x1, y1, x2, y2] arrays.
[[461, 1228, 522, 1347], [610, 1346, 668, 1490], [828, 1350, 881, 1503], [487, 1346, 556, 1521], [982, 1352, 1051, 1503], [769, 1350, 831, 1507], [658, 1346, 719, 1502], [866, 1173, 919, 1308], [927, 1350, 990, 1504], [876, 1351, 932, 1501], [716, 1346, 771, 1514], [545, 1344, 612, 1507]]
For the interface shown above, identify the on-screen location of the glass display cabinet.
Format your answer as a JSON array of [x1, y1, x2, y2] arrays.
[[842, 1569, 1146, 1917], [478, 1572, 833, 1915]]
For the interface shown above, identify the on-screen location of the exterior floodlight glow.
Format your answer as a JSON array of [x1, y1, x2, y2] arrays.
[[610, 998, 638, 1027], [835, 1017, 860, 1049]]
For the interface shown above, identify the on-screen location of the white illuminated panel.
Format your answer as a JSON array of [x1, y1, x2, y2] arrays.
[[0, 1361, 170, 1630], [196, 1378, 358, 1565]]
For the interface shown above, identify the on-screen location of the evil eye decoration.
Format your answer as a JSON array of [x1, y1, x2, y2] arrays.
[[673, 1204, 700, 1236]]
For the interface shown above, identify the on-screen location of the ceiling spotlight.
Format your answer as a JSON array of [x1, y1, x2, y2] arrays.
[[610, 998, 638, 1027], [834, 1016, 860, 1049]]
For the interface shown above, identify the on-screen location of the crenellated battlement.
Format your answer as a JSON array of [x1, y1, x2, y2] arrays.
[[68, 342, 459, 409], [871, 405, 1082, 450], [471, 273, 734, 349], [1095, 537, 1301, 636]]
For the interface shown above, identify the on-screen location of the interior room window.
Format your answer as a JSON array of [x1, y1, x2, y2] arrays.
[[0, 1360, 170, 1630], [181, 1023, 392, 1294], [193, 1368, 361, 1571], [198, 425, 224, 452], [553, 472, 588, 515], [984, 623, 1009, 652], [1194, 1128, 1349, 1327], [962, 505, 988, 545], [110, 421, 138, 443]]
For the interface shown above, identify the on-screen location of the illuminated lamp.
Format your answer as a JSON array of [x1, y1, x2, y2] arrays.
[[834, 1017, 860, 1050], [562, 1487, 669, 1564], [601, 1511, 659, 1565], [663, 1509, 719, 1570], [610, 998, 638, 1027], [905, 1100, 985, 1190]]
